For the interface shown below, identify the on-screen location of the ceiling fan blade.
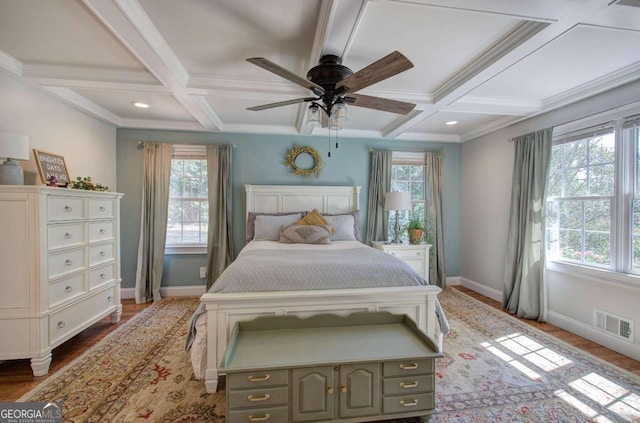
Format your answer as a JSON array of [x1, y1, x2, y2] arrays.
[[344, 94, 416, 115], [336, 51, 414, 94], [247, 97, 316, 111], [247, 57, 325, 94]]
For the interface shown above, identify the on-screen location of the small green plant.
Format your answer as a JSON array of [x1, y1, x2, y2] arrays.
[[69, 176, 109, 192], [401, 217, 426, 244]]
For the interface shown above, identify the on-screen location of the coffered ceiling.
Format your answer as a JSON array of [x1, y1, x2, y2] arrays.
[[2, 0, 640, 142]]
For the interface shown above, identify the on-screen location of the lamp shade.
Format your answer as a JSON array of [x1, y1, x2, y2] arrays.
[[0, 133, 29, 160], [384, 191, 411, 211]]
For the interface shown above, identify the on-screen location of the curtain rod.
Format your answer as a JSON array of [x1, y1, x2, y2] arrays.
[[369, 148, 444, 156], [136, 141, 236, 149]]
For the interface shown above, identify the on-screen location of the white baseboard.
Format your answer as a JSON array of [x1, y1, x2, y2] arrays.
[[547, 311, 640, 361], [121, 285, 206, 300], [459, 277, 502, 302], [446, 276, 461, 286]]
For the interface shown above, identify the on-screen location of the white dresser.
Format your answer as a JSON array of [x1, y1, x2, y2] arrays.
[[0, 186, 123, 376], [372, 241, 431, 282]]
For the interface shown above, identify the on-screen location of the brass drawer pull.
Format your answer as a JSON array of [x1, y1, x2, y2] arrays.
[[400, 381, 419, 388], [248, 414, 270, 422], [400, 399, 419, 407], [399, 363, 419, 370], [247, 393, 270, 402], [327, 387, 334, 394], [247, 374, 270, 382], [340, 386, 347, 393]]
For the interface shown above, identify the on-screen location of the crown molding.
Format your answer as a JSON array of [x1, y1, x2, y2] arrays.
[[120, 118, 204, 131], [447, 96, 541, 115], [459, 115, 523, 142], [42, 86, 121, 126], [382, 109, 437, 138]]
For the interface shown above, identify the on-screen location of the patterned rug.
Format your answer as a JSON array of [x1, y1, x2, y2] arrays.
[[18, 289, 640, 422]]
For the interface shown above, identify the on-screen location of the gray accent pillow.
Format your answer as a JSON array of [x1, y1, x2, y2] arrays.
[[246, 212, 303, 242], [253, 214, 303, 241], [323, 210, 361, 241], [279, 224, 332, 244], [323, 214, 356, 241]]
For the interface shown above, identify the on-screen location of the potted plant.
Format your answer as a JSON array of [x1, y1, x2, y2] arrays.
[[402, 217, 426, 244]]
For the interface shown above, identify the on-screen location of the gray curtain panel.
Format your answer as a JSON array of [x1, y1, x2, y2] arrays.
[[135, 142, 172, 303], [425, 152, 446, 288], [503, 128, 552, 321], [206, 145, 234, 289], [364, 150, 392, 245]]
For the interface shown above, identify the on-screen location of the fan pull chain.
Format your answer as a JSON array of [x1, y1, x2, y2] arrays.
[[336, 128, 339, 149], [327, 130, 331, 157]]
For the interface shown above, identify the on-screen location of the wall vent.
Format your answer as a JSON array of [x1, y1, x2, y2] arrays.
[[594, 309, 634, 342]]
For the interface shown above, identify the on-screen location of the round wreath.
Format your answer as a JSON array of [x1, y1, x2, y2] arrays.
[[284, 146, 322, 178]]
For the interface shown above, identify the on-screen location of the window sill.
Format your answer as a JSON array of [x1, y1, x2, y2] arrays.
[[165, 245, 207, 255], [546, 260, 640, 289]]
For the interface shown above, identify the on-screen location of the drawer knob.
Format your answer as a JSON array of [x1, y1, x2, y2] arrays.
[[65, 286, 73, 293], [99, 229, 106, 234], [99, 251, 106, 257], [107, 296, 113, 302], [100, 273, 106, 279], [64, 233, 72, 239], [327, 387, 334, 395], [64, 206, 72, 212], [390, 252, 396, 256], [400, 399, 419, 407], [400, 381, 419, 389], [248, 414, 270, 422], [65, 259, 73, 266], [99, 206, 106, 211], [399, 363, 419, 370], [247, 374, 270, 382], [57, 321, 65, 329], [417, 251, 422, 256], [340, 386, 347, 393], [247, 393, 270, 402]]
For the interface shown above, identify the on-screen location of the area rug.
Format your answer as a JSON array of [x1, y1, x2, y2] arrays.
[[18, 290, 640, 422]]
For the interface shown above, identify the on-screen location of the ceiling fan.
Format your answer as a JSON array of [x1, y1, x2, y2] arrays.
[[246, 51, 416, 128]]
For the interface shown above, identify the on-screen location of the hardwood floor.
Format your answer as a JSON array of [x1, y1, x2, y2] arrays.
[[1, 289, 637, 402], [0, 299, 151, 402]]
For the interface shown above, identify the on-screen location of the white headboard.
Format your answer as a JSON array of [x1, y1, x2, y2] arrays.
[[245, 185, 360, 217]]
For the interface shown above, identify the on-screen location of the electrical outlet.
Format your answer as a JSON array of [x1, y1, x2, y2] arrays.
[[199, 267, 207, 279]]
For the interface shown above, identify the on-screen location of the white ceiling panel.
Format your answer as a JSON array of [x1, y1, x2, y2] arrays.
[[1, 0, 640, 142]]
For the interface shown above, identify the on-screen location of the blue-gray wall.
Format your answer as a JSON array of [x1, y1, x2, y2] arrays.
[[117, 129, 461, 289]]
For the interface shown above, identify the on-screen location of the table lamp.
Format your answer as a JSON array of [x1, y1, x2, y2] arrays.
[[0, 133, 30, 185], [385, 191, 411, 244]]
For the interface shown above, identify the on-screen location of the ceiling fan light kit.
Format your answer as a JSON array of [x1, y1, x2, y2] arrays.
[[247, 51, 416, 133]]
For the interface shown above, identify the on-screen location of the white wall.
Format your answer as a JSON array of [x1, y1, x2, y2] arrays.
[[0, 72, 117, 189], [461, 80, 640, 360]]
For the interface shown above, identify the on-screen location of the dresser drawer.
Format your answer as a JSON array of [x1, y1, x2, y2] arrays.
[[382, 392, 434, 414], [48, 247, 86, 279], [385, 247, 425, 260], [49, 273, 87, 307], [89, 263, 115, 289], [227, 406, 288, 423], [88, 199, 114, 219], [228, 386, 288, 409], [383, 359, 433, 377], [48, 197, 85, 221], [49, 286, 117, 345], [228, 369, 288, 389], [48, 223, 85, 250], [403, 259, 425, 277], [88, 221, 114, 242], [89, 242, 114, 266], [383, 374, 434, 396]]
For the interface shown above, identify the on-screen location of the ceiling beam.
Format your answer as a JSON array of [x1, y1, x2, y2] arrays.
[[42, 86, 122, 125], [82, 0, 223, 130]]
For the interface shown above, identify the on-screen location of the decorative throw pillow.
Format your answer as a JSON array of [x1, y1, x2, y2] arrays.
[[279, 224, 332, 244], [246, 212, 303, 242], [254, 214, 304, 241], [323, 210, 362, 241], [323, 214, 357, 241], [295, 208, 333, 231]]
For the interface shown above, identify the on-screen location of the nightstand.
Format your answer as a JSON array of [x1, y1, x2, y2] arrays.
[[372, 241, 431, 283]]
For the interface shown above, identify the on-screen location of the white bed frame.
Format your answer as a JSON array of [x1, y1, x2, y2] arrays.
[[200, 184, 442, 393]]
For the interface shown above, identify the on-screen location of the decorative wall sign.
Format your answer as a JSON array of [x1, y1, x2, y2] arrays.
[[33, 149, 70, 186], [284, 146, 322, 178]]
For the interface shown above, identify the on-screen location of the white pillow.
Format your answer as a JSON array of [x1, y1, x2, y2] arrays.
[[324, 214, 356, 241], [253, 214, 303, 241]]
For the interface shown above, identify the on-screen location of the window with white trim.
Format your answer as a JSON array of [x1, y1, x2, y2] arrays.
[[388, 152, 427, 240], [166, 145, 208, 254], [546, 114, 640, 279]]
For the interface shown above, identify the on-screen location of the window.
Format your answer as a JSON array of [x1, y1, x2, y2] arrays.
[[166, 145, 208, 254], [546, 114, 640, 280], [388, 152, 426, 240]]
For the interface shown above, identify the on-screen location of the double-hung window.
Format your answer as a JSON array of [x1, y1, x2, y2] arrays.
[[546, 114, 640, 281], [388, 152, 426, 240], [166, 145, 208, 254]]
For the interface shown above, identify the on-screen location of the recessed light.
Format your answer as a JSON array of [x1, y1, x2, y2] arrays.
[[445, 120, 458, 126], [132, 101, 150, 109]]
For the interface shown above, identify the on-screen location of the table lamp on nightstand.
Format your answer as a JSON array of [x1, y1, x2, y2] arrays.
[[385, 191, 411, 244], [0, 133, 29, 185]]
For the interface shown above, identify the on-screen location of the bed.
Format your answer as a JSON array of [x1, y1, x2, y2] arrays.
[[189, 184, 446, 393]]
